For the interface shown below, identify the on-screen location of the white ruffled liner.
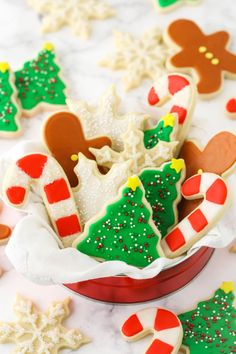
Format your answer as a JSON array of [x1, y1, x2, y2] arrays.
[[1, 141, 236, 285]]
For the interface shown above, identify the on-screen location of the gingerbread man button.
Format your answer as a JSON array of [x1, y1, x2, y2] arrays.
[[43, 112, 112, 187], [166, 19, 236, 96]]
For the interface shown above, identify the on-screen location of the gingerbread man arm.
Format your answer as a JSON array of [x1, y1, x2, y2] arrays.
[[207, 31, 230, 47], [169, 49, 196, 68], [222, 51, 236, 74]]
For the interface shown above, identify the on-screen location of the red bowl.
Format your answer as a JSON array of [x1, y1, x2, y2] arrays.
[[64, 247, 214, 303]]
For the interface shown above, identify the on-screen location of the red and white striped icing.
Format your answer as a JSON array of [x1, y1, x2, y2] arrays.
[[161, 172, 229, 258], [121, 307, 183, 354], [3, 153, 81, 246], [148, 73, 195, 143]]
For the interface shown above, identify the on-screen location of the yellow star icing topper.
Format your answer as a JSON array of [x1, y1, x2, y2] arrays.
[[170, 158, 185, 173], [220, 281, 235, 294], [162, 113, 175, 128], [198, 168, 203, 174], [0, 62, 9, 73], [43, 42, 55, 52], [127, 176, 140, 191]]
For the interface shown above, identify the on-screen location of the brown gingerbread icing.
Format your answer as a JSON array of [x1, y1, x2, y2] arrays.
[[0, 224, 11, 242], [179, 132, 236, 219], [43, 111, 112, 187], [167, 19, 236, 95]]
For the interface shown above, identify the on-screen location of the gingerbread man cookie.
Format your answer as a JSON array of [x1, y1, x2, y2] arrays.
[[43, 111, 112, 187], [155, 0, 201, 13], [166, 19, 236, 97], [179, 132, 236, 219]]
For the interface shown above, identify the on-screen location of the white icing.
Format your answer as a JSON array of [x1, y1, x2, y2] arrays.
[[136, 308, 157, 329], [153, 75, 169, 101], [200, 200, 223, 223], [67, 86, 147, 151], [155, 327, 181, 347], [48, 198, 78, 220], [73, 154, 132, 225], [173, 84, 191, 108], [198, 173, 222, 195], [27, 0, 114, 39]]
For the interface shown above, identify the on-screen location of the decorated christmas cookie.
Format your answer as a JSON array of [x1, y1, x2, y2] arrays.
[[0, 62, 22, 137], [155, 0, 201, 13], [74, 176, 164, 268], [74, 153, 133, 225], [3, 153, 82, 247], [166, 19, 236, 96], [161, 172, 229, 258], [148, 73, 196, 146], [91, 125, 177, 174], [179, 132, 236, 219], [43, 111, 112, 187], [139, 159, 185, 238], [144, 113, 178, 150], [15, 43, 67, 117], [0, 295, 90, 353], [67, 86, 147, 151], [226, 98, 236, 119], [100, 28, 169, 91], [28, 0, 114, 39], [121, 307, 183, 353], [179, 282, 236, 354]]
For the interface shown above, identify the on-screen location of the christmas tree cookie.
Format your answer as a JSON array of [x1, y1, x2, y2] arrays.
[[179, 282, 236, 354], [74, 176, 164, 268], [0, 62, 22, 137], [139, 159, 185, 238], [144, 113, 178, 150], [15, 43, 67, 117]]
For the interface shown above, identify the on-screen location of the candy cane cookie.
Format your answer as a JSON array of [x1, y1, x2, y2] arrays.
[[148, 73, 196, 147], [161, 172, 230, 258], [121, 307, 183, 354], [2, 153, 81, 247]]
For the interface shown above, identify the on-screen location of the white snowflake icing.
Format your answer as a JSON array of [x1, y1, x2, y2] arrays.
[[90, 125, 177, 174], [27, 0, 115, 39], [100, 28, 170, 90], [74, 153, 133, 225], [67, 86, 148, 151], [0, 295, 90, 354]]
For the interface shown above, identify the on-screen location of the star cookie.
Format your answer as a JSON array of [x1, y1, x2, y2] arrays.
[[43, 111, 112, 187], [100, 28, 170, 90], [166, 19, 236, 96], [67, 86, 147, 151], [74, 154, 133, 225], [27, 0, 114, 39], [0, 295, 90, 353], [90, 124, 177, 174]]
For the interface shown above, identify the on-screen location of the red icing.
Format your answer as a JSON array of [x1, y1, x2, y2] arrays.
[[148, 87, 160, 105], [6, 186, 26, 205], [226, 98, 236, 113], [56, 214, 81, 237], [146, 339, 173, 354], [188, 209, 208, 232], [165, 228, 185, 251], [182, 174, 201, 197], [206, 179, 227, 205], [44, 178, 70, 204], [170, 105, 187, 124], [155, 309, 180, 331], [122, 314, 143, 337], [17, 154, 48, 179], [168, 75, 189, 95]]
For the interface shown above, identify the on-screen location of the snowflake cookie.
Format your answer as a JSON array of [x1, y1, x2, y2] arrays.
[[90, 124, 178, 174], [27, 0, 114, 39], [67, 85, 148, 151], [0, 295, 90, 354], [100, 28, 170, 90], [74, 153, 133, 225]]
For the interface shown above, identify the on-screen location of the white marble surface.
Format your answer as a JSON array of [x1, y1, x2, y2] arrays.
[[0, 0, 235, 353]]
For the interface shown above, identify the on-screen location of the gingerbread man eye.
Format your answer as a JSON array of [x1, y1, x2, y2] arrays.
[[71, 154, 78, 162]]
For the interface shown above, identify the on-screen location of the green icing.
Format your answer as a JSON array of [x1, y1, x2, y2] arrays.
[[0, 69, 19, 132], [144, 118, 174, 149], [179, 287, 236, 354], [157, 0, 198, 8], [139, 160, 184, 238], [77, 182, 161, 268], [15, 49, 66, 111]]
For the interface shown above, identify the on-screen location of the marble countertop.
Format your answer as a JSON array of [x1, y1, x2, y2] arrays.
[[0, 0, 236, 353]]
